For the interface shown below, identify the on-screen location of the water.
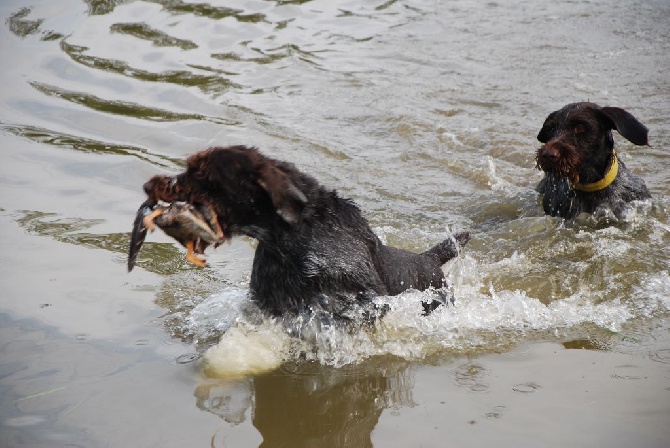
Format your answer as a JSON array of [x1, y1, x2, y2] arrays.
[[1, 0, 669, 447]]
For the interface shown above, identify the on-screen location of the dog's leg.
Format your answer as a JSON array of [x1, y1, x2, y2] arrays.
[[142, 208, 164, 232]]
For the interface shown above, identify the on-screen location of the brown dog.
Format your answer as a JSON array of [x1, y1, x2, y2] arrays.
[[535, 102, 651, 219], [131, 145, 469, 321]]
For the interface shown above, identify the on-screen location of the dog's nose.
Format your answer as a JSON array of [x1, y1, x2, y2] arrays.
[[539, 146, 560, 162]]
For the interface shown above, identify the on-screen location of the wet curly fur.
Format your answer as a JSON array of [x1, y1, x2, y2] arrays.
[[142, 145, 469, 320], [535, 102, 651, 219]]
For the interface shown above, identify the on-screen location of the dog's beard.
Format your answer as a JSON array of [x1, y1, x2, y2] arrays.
[[535, 145, 581, 186]]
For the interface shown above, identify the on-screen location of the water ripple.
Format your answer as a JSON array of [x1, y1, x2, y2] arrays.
[[0, 121, 181, 168], [6, 7, 43, 38], [30, 81, 235, 124], [110, 22, 198, 50], [60, 40, 237, 93], [649, 349, 670, 365]]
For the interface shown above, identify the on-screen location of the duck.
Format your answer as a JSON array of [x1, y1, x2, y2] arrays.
[[128, 201, 224, 271]]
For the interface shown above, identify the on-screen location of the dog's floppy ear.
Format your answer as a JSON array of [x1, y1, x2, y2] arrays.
[[537, 111, 557, 143], [257, 164, 307, 226], [600, 107, 649, 146]]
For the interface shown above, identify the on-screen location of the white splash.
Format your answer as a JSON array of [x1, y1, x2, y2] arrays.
[[180, 218, 670, 378], [184, 269, 670, 378], [200, 322, 291, 378]]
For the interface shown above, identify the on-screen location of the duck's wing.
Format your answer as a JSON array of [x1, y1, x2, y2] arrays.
[[127, 200, 153, 272]]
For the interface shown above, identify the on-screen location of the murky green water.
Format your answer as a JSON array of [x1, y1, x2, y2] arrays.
[[1, 0, 669, 447]]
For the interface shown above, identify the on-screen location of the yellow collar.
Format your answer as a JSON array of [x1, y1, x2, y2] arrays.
[[574, 151, 618, 192]]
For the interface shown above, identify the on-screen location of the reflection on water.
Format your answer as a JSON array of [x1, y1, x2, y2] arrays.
[[110, 22, 198, 50], [0, 122, 182, 168], [197, 360, 414, 448], [562, 338, 612, 351], [30, 81, 234, 124], [13, 209, 197, 275], [84, 0, 126, 16], [60, 40, 238, 93], [7, 7, 43, 38]]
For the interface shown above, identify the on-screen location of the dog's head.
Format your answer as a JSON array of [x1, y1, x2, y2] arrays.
[[172, 146, 308, 236], [143, 174, 183, 204], [535, 102, 648, 185]]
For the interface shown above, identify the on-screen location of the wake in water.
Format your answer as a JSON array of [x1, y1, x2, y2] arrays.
[[161, 197, 670, 378], [177, 258, 669, 378]]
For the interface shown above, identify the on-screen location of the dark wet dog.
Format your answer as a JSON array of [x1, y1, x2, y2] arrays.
[[535, 102, 651, 219], [135, 145, 469, 321]]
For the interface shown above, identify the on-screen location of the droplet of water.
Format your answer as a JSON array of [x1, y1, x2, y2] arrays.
[[512, 382, 542, 393], [176, 353, 200, 364]]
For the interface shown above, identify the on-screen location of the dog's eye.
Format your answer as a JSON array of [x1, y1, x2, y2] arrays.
[[573, 125, 585, 134]]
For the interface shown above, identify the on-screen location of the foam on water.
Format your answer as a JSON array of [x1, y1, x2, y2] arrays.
[[201, 322, 291, 378], [185, 260, 669, 378], [180, 206, 670, 378]]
